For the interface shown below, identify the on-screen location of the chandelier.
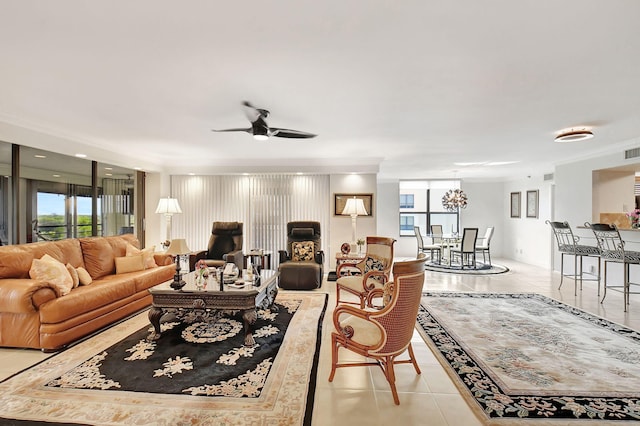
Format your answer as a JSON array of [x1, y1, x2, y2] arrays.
[[442, 189, 468, 212]]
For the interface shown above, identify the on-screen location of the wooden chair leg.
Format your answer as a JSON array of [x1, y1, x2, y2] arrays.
[[328, 333, 339, 382], [407, 343, 421, 374]]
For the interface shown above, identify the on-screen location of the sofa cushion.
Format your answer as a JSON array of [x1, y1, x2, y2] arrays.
[[66, 263, 80, 288], [76, 267, 93, 286], [79, 237, 115, 280], [29, 254, 73, 297], [0, 246, 33, 279], [126, 243, 157, 269], [39, 275, 138, 324], [115, 255, 145, 274]]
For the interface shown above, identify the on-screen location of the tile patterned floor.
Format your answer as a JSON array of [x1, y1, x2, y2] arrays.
[[1, 258, 638, 425]]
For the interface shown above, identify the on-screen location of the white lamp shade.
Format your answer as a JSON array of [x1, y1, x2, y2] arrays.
[[342, 197, 368, 216], [166, 238, 191, 255], [155, 197, 182, 215]]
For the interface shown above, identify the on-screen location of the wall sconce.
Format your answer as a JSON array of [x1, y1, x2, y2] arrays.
[[155, 197, 182, 249]]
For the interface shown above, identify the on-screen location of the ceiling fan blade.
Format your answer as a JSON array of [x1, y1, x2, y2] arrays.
[[242, 101, 269, 123], [212, 127, 252, 134], [270, 128, 317, 139]]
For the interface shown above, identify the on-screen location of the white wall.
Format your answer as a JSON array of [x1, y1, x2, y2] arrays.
[[502, 176, 553, 268], [459, 181, 504, 259]]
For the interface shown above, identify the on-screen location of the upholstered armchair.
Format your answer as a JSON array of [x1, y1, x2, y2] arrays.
[[335, 236, 395, 308], [278, 221, 324, 290], [192, 222, 244, 271], [329, 256, 427, 405]]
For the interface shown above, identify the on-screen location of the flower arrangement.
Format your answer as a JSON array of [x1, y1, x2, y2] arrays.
[[356, 238, 365, 253], [627, 209, 640, 228], [195, 259, 209, 279]]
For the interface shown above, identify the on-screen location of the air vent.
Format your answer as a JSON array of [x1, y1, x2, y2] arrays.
[[625, 147, 640, 159], [544, 173, 554, 181]]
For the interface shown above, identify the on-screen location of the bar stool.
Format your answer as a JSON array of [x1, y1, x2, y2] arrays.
[[546, 221, 601, 296], [586, 222, 640, 312]]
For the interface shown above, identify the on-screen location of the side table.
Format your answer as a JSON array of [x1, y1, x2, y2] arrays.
[[328, 252, 366, 281], [245, 250, 272, 270]]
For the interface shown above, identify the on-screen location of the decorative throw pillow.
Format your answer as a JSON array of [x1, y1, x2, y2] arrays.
[[66, 263, 80, 288], [364, 256, 386, 281], [292, 241, 314, 261], [126, 243, 157, 269], [76, 267, 93, 286], [29, 254, 73, 296], [115, 255, 145, 274]]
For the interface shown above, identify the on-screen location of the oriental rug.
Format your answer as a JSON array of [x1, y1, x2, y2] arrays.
[[417, 292, 640, 425], [0, 293, 327, 426]]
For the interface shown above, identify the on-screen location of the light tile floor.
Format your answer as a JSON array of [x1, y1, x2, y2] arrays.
[[1, 258, 639, 425]]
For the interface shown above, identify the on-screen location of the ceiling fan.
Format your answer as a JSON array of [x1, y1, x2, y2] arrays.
[[212, 101, 317, 140]]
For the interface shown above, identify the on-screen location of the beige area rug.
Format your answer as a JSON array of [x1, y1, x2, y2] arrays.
[[0, 293, 327, 425], [417, 292, 640, 425]]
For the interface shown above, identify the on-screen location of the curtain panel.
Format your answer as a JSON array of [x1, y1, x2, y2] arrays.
[[171, 174, 330, 269]]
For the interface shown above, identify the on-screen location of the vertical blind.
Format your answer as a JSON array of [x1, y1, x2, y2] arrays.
[[171, 174, 330, 269]]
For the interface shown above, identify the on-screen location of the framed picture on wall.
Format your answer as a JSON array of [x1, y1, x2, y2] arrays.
[[334, 193, 374, 217], [510, 192, 521, 218], [527, 190, 539, 218]]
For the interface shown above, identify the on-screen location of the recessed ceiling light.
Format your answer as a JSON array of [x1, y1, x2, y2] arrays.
[[188, 173, 195, 176], [486, 161, 519, 166], [52, 174, 61, 178], [105, 173, 113, 176], [104, 167, 113, 170], [75, 153, 87, 158], [34, 154, 46, 159], [134, 167, 142, 170], [555, 129, 594, 143]]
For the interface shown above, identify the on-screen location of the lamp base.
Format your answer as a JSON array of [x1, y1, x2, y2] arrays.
[[170, 273, 186, 290]]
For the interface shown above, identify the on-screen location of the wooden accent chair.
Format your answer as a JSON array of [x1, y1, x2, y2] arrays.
[[329, 256, 427, 405], [335, 236, 395, 308]]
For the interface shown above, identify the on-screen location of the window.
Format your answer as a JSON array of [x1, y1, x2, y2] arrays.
[[399, 180, 461, 237], [400, 194, 414, 209]]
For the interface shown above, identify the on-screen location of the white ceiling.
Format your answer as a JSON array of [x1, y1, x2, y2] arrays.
[[1, 0, 640, 181]]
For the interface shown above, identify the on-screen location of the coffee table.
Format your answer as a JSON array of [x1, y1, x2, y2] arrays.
[[147, 269, 278, 346]]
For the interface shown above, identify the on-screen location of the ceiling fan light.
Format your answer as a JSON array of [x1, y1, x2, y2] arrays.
[[555, 129, 594, 143], [253, 134, 269, 141]]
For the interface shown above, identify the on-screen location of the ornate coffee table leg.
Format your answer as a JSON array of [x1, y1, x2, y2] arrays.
[[242, 308, 258, 346], [147, 306, 164, 341]]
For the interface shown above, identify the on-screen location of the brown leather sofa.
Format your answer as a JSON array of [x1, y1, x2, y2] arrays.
[[0, 234, 175, 351]]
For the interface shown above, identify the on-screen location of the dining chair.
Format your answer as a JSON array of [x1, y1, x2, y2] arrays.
[[335, 236, 395, 308], [414, 226, 441, 262], [329, 256, 426, 405], [547, 221, 601, 296], [586, 222, 640, 312], [449, 228, 478, 268], [475, 226, 494, 266]]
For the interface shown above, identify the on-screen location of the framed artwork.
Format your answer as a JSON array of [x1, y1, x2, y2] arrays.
[[334, 193, 374, 217], [510, 192, 521, 218], [527, 190, 539, 218]]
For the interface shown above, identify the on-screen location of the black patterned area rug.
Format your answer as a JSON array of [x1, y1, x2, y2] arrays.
[[0, 293, 327, 426], [424, 262, 509, 275], [417, 292, 640, 425]]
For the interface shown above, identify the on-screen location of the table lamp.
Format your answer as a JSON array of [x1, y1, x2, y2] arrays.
[[166, 238, 191, 290], [341, 196, 368, 251], [155, 197, 182, 249]]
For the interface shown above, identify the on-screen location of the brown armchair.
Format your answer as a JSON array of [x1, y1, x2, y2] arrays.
[[335, 236, 395, 308], [278, 221, 324, 290], [192, 222, 244, 271], [329, 256, 427, 405]]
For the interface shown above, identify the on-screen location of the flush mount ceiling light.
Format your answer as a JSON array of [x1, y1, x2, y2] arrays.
[[555, 129, 594, 143]]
